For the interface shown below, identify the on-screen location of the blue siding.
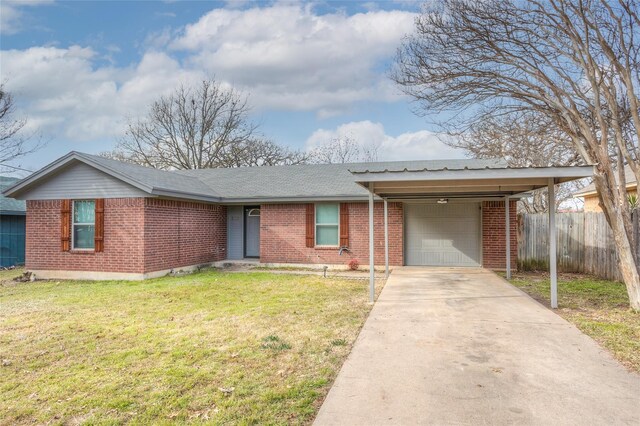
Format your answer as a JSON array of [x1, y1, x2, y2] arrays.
[[0, 215, 26, 267]]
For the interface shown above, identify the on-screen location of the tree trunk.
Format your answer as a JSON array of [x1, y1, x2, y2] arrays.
[[596, 171, 640, 310], [610, 212, 640, 310]]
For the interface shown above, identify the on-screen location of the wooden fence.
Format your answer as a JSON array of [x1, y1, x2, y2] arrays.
[[518, 211, 639, 281]]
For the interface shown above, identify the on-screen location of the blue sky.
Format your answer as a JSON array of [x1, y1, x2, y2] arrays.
[[0, 0, 465, 175]]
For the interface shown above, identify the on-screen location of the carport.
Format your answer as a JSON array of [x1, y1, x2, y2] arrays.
[[349, 164, 594, 307]]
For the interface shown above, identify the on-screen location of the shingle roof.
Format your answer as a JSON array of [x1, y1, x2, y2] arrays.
[[74, 152, 220, 198], [0, 176, 26, 214], [574, 164, 637, 197], [175, 158, 506, 200], [7, 152, 586, 202]]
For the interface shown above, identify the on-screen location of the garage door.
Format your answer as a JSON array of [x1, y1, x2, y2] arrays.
[[405, 203, 481, 267]]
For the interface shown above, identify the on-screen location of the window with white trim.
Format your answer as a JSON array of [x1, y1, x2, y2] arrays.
[[315, 203, 339, 246], [72, 200, 95, 250]]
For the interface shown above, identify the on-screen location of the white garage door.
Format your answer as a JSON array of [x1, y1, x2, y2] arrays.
[[405, 203, 481, 267]]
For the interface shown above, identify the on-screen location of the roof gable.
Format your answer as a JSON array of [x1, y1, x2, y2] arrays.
[[3, 152, 220, 202], [7, 161, 149, 200]]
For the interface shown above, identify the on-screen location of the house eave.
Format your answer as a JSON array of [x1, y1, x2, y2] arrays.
[[219, 195, 375, 205], [150, 188, 221, 203]]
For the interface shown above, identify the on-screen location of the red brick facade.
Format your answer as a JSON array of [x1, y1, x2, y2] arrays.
[[26, 198, 226, 274], [143, 199, 227, 272], [481, 200, 518, 270], [26, 199, 146, 273], [259, 202, 404, 266], [26, 198, 516, 275]]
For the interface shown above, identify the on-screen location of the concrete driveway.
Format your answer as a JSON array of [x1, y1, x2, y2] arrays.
[[315, 268, 640, 425]]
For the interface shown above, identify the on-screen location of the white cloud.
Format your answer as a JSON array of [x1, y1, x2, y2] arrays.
[[0, 46, 205, 141], [223, 0, 253, 10], [169, 4, 415, 113], [0, 3, 417, 148], [0, 0, 54, 35], [305, 121, 467, 161]]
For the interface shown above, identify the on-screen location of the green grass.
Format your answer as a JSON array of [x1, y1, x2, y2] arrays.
[[0, 269, 377, 425], [0, 267, 23, 282], [510, 272, 640, 372]]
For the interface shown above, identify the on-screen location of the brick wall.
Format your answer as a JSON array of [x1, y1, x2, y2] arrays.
[[26, 197, 515, 274], [143, 199, 226, 273], [260, 202, 403, 266], [26, 199, 146, 273], [26, 198, 226, 274], [481, 200, 517, 270]]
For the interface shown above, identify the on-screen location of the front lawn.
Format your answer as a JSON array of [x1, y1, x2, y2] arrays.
[[510, 272, 640, 373], [0, 269, 376, 424], [0, 267, 23, 281]]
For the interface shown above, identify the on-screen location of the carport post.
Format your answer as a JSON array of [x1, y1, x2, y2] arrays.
[[369, 185, 375, 303], [505, 196, 511, 280], [548, 178, 558, 309], [384, 198, 389, 278]]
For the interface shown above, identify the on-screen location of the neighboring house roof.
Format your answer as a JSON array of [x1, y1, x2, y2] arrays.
[[0, 176, 26, 215], [573, 164, 637, 197]]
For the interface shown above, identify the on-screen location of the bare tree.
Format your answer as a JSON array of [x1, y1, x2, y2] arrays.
[[102, 137, 308, 168], [393, 0, 640, 308], [97, 149, 132, 164], [310, 136, 379, 164], [455, 112, 585, 212], [0, 84, 43, 170], [222, 139, 309, 167], [111, 79, 261, 170]]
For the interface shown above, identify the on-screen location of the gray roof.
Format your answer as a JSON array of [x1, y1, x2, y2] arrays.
[[574, 164, 637, 196], [0, 176, 26, 214], [175, 158, 507, 201], [2, 152, 592, 203]]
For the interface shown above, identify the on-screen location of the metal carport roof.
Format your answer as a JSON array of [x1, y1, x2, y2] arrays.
[[349, 165, 594, 199], [348, 163, 595, 308]]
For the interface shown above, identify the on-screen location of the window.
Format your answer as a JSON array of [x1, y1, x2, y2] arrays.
[[72, 200, 95, 250], [315, 204, 339, 246]]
